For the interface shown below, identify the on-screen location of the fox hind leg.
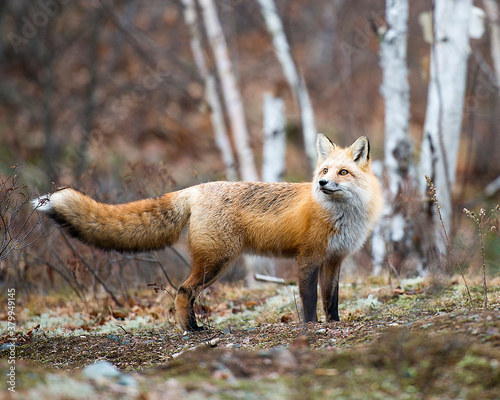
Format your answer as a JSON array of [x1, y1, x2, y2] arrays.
[[175, 286, 201, 331], [175, 253, 235, 331]]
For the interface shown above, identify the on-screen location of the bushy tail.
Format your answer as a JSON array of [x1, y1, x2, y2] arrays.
[[33, 188, 190, 252]]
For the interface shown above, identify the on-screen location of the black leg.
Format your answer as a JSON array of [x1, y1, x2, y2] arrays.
[[320, 261, 342, 322], [176, 254, 234, 332], [298, 263, 319, 322]]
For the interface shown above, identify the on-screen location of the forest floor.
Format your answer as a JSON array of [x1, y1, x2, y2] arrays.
[[1, 275, 499, 399]]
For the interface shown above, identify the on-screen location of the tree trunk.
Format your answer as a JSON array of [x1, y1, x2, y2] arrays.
[[262, 92, 286, 183], [482, 0, 500, 196], [377, 0, 415, 274], [181, 0, 238, 181], [483, 0, 500, 85], [76, 14, 100, 177], [42, 51, 57, 180], [198, 0, 258, 181], [418, 0, 472, 254], [381, 0, 411, 198], [257, 0, 317, 170]]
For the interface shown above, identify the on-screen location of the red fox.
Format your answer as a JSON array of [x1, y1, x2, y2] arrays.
[[34, 134, 383, 331]]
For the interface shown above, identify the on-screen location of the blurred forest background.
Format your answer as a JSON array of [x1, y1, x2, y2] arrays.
[[1, 0, 499, 301]]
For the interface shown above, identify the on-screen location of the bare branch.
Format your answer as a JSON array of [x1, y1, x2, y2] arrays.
[[59, 231, 123, 307], [0, 167, 46, 270]]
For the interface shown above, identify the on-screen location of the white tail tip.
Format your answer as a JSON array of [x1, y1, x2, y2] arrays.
[[32, 193, 53, 212]]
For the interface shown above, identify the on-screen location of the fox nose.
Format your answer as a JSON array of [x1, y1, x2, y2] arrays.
[[319, 179, 328, 187]]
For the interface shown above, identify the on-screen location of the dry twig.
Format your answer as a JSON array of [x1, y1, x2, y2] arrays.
[[425, 175, 474, 309]]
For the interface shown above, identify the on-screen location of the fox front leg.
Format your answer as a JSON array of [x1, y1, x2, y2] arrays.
[[320, 259, 342, 322], [298, 260, 319, 322]]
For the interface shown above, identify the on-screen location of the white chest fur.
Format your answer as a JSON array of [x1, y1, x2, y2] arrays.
[[326, 201, 372, 256]]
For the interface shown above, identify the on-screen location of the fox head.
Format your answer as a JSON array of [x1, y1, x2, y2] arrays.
[[313, 133, 373, 203]]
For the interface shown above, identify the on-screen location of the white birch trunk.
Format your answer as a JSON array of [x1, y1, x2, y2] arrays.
[[198, 0, 259, 182], [418, 0, 472, 253], [485, 175, 500, 196], [262, 92, 286, 183], [245, 93, 286, 281], [380, 0, 411, 198], [374, 0, 412, 274], [370, 160, 387, 276], [479, 1, 500, 196], [257, 0, 317, 169], [181, 0, 238, 181], [482, 0, 500, 84]]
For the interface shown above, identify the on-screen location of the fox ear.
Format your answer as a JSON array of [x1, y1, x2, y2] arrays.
[[316, 133, 337, 165], [350, 136, 370, 166]]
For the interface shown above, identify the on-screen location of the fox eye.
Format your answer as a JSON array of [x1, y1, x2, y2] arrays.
[[339, 169, 349, 176], [322, 168, 328, 174]]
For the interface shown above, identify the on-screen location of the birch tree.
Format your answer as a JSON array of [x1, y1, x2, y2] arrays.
[[257, 92, 286, 278], [482, 0, 500, 85], [380, 0, 411, 199], [418, 0, 473, 254], [482, 0, 500, 196], [181, 0, 238, 181], [376, 0, 412, 274], [199, 0, 259, 181], [257, 0, 317, 170], [262, 93, 286, 183]]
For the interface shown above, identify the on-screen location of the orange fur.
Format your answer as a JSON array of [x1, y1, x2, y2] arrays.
[[35, 134, 383, 331]]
